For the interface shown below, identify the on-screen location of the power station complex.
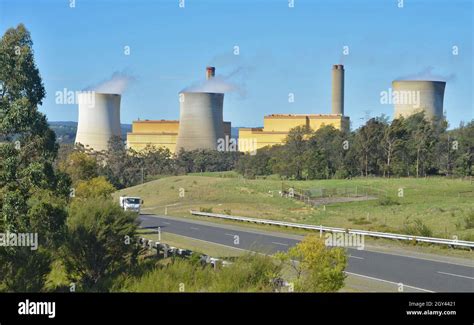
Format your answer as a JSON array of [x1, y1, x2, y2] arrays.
[[74, 65, 446, 154], [124, 65, 350, 154]]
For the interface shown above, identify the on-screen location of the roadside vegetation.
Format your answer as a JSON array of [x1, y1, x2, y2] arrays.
[[117, 235, 346, 293]]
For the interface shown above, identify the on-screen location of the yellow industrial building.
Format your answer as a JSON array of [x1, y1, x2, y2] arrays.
[[127, 114, 349, 154], [238, 114, 349, 153], [127, 120, 232, 153]]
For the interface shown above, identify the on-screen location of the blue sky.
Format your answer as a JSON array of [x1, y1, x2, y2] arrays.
[[0, 0, 472, 129]]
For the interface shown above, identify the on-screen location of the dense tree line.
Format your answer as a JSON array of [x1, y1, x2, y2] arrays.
[[57, 138, 241, 189], [237, 114, 473, 180]]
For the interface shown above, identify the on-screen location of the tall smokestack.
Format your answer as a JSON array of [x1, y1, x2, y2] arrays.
[[332, 64, 344, 115], [206, 66, 216, 80]]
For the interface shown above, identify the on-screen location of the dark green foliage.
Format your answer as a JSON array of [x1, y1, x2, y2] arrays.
[[176, 148, 240, 174], [378, 196, 401, 206], [236, 113, 474, 180], [60, 199, 141, 292], [0, 24, 70, 291]]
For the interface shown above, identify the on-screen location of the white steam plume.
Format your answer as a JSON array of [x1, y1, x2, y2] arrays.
[[85, 71, 136, 94], [181, 66, 251, 98], [396, 66, 456, 82]]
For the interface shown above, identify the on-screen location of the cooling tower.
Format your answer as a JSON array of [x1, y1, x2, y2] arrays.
[[392, 80, 445, 120], [75, 92, 121, 151], [332, 64, 344, 115], [175, 92, 224, 152]]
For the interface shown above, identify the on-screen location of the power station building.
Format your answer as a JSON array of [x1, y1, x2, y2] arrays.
[[127, 64, 350, 154], [238, 64, 349, 153], [127, 119, 231, 153], [238, 114, 349, 152]]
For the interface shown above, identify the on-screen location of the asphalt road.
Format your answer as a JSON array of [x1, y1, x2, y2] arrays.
[[139, 214, 474, 292]]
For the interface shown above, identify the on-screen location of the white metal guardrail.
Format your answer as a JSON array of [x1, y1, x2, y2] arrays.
[[190, 210, 474, 249]]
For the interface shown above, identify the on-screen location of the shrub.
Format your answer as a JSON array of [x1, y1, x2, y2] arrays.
[[401, 218, 433, 237], [60, 198, 141, 291], [210, 253, 281, 292], [74, 176, 116, 199], [275, 235, 347, 292], [378, 196, 400, 206], [462, 210, 474, 229]]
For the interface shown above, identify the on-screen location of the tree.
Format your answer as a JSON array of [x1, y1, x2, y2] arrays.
[[99, 136, 141, 189], [134, 144, 174, 176], [58, 150, 98, 184], [404, 113, 436, 177], [353, 118, 386, 177], [0, 24, 70, 291], [75, 176, 116, 199], [60, 199, 141, 291], [271, 125, 311, 179], [276, 235, 347, 292], [382, 118, 405, 177], [450, 121, 474, 176], [305, 125, 346, 179]]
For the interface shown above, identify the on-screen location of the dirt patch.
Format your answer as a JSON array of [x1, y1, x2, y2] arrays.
[[309, 196, 378, 206]]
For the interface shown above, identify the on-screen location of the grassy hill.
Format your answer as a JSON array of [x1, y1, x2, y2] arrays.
[[114, 173, 474, 240]]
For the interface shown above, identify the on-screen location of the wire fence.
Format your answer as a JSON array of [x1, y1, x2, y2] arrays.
[[281, 183, 386, 206]]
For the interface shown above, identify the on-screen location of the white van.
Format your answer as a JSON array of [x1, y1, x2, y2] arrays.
[[119, 196, 142, 213]]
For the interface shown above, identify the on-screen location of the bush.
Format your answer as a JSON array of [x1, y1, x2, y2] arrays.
[[118, 259, 215, 292], [199, 207, 213, 213], [401, 218, 433, 237], [378, 196, 400, 206], [74, 176, 116, 199], [462, 210, 474, 229], [275, 235, 347, 292], [60, 198, 141, 291], [210, 253, 281, 292], [117, 253, 281, 292]]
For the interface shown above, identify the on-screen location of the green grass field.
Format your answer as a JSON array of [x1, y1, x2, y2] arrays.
[[115, 173, 474, 241]]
